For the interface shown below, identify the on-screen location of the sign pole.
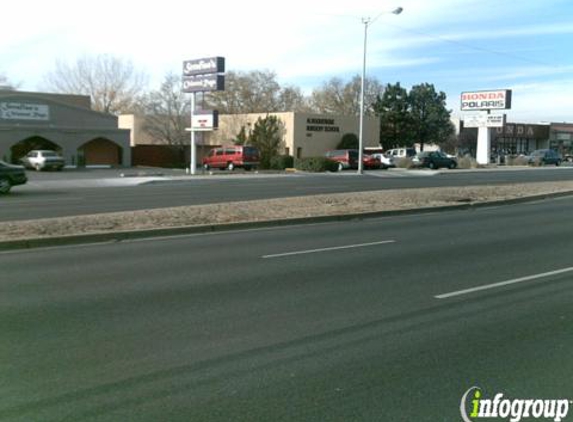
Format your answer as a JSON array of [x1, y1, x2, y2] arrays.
[[190, 93, 196, 175]]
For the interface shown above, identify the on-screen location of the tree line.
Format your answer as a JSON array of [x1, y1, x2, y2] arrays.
[[3, 54, 456, 156]]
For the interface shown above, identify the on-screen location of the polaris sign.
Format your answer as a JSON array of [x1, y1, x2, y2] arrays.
[[461, 90, 512, 111]]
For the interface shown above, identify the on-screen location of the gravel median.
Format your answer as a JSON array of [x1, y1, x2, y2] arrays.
[[1, 181, 573, 242]]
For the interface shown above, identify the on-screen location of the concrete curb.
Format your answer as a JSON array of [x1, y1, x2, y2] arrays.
[[1, 190, 572, 251]]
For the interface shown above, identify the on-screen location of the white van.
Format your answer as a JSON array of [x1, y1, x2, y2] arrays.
[[386, 148, 417, 159]]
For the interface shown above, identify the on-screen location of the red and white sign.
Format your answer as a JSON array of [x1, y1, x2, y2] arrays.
[[461, 89, 512, 111]]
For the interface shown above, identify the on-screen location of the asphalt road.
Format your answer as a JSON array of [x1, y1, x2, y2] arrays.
[[1, 167, 573, 221], [2, 196, 572, 421]]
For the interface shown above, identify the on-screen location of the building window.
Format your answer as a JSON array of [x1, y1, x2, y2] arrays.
[[285, 147, 290, 156], [297, 147, 302, 159]]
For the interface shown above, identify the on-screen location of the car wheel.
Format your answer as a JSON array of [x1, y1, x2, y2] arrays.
[[0, 178, 12, 194], [448, 161, 457, 169], [203, 163, 210, 170], [428, 161, 436, 170], [227, 162, 235, 171], [337, 162, 344, 172], [556, 160, 561, 167]]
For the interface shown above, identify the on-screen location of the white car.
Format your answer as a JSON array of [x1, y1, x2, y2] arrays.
[[372, 153, 395, 169], [21, 150, 65, 171]]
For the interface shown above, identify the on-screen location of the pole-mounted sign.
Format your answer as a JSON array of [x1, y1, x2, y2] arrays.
[[460, 88, 512, 165], [182, 56, 225, 175]]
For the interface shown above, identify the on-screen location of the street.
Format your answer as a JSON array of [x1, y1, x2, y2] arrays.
[[1, 166, 573, 221], [1, 196, 572, 421]]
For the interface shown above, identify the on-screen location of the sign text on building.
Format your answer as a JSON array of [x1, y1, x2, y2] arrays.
[[460, 89, 512, 111], [0, 102, 50, 121], [306, 118, 340, 133]]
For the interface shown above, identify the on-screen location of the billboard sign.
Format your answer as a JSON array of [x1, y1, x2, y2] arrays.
[[182, 74, 225, 93], [182, 57, 225, 77], [463, 113, 506, 128], [461, 89, 512, 111]]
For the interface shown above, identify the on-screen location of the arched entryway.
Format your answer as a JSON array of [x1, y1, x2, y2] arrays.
[[9, 137, 62, 165], [78, 138, 123, 166]]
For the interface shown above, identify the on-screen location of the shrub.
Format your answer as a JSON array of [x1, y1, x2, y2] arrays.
[[270, 155, 295, 170], [507, 155, 529, 166], [457, 156, 478, 169], [295, 157, 339, 172], [394, 157, 414, 169], [337, 133, 359, 150]]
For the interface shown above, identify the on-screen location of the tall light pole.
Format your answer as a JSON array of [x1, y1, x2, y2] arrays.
[[358, 6, 403, 174]]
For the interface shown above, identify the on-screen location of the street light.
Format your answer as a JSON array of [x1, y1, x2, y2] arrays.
[[357, 6, 403, 174]]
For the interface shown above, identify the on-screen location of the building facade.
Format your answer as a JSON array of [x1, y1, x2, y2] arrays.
[[0, 90, 131, 166], [210, 112, 381, 158], [121, 112, 381, 167]]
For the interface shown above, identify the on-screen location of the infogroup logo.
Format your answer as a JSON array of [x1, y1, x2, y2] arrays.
[[460, 387, 571, 422]]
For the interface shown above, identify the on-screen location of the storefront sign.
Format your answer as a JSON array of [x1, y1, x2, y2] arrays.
[[182, 74, 225, 93], [461, 90, 512, 111], [494, 123, 549, 139], [0, 102, 50, 121], [183, 57, 225, 76]]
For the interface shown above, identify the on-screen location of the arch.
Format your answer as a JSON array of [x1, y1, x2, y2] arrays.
[[78, 138, 123, 166], [9, 137, 62, 165]]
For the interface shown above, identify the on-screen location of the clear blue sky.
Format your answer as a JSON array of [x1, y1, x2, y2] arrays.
[[2, 0, 572, 122]]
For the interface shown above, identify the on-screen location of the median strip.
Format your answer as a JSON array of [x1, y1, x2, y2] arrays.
[[262, 240, 396, 259], [435, 266, 573, 299]]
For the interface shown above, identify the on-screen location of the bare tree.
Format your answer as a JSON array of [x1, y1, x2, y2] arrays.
[[206, 70, 308, 114], [44, 54, 148, 114], [141, 73, 190, 164], [0, 74, 18, 90], [309, 75, 384, 116]]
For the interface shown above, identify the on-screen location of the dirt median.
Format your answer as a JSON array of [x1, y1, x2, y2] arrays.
[[2, 181, 573, 242]]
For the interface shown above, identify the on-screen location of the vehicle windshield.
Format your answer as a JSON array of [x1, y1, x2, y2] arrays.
[[42, 151, 60, 157]]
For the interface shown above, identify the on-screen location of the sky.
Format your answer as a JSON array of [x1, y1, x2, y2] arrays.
[[2, 0, 573, 123]]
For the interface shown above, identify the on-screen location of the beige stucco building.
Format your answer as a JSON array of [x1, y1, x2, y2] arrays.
[[120, 111, 381, 166], [210, 112, 381, 158]]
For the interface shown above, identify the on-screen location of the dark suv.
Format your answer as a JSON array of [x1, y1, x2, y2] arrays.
[[528, 149, 562, 166], [0, 160, 27, 194]]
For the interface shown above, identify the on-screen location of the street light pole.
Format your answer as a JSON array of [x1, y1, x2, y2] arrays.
[[357, 7, 403, 174]]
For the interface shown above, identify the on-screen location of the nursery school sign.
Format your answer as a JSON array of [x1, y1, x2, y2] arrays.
[[306, 118, 340, 132]]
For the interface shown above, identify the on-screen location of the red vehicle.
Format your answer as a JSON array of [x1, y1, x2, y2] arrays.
[[325, 149, 381, 171], [203, 146, 260, 171]]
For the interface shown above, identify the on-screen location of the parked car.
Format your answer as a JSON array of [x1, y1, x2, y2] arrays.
[[412, 151, 458, 169], [0, 160, 27, 194], [527, 149, 562, 166], [325, 149, 359, 171], [325, 149, 382, 171], [362, 154, 382, 170], [202, 146, 260, 171], [371, 153, 395, 169], [21, 150, 65, 171], [386, 148, 417, 159]]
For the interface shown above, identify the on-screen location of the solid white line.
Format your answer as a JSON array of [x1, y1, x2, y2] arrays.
[[262, 240, 396, 259], [435, 266, 573, 299]]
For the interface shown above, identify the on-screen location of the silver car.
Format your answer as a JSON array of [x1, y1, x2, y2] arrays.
[[21, 150, 65, 171]]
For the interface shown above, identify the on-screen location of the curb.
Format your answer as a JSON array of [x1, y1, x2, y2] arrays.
[[2, 190, 572, 252]]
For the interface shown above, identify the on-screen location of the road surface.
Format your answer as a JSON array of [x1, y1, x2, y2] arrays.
[[1, 196, 572, 421]]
